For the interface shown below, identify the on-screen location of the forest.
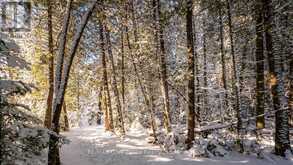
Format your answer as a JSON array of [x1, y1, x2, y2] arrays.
[[0, 0, 292, 164]]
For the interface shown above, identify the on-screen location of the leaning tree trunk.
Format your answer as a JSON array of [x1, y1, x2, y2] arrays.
[[126, 2, 157, 138], [226, 0, 243, 152], [99, 22, 114, 132], [48, 1, 96, 164], [44, 0, 54, 129], [185, 0, 196, 149], [262, 0, 291, 156], [105, 29, 125, 135], [255, 0, 265, 129], [156, 0, 172, 133]]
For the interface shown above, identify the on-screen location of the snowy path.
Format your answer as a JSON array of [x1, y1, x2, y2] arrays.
[[60, 126, 292, 165]]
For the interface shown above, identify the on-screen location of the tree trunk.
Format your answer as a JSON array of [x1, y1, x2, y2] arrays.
[[226, 0, 243, 152], [99, 22, 114, 132], [185, 0, 195, 149], [120, 28, 126, 116], [255, 0, 265, 129], [105, 28, 125, 135], [262, 0, 291, 156], [157, 0, 172, 133], [48, 2, 96, 164], [44, 0, 54, 129], [63, 101, 69, 131], [202, 24, 208, 116], [100, 87, 110, 130], [289, 50, 293, 127], [218, 4, 228, 110]]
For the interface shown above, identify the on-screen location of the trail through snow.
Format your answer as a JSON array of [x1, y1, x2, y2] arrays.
[[60, 126, 292, 165]]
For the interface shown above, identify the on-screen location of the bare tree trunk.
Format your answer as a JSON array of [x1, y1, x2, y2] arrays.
[[218, 4, 228, 110], [192, 15, 201, 124], [120, 28, 126, 117], [156, 0, 172, 133], [226, 0, 243, 152], [48, 1, 96, 164], [44, 0, 54, 129], [63, 101, 69, 131], [105, 28, 125, 135], [185, 0, 195, 149], [202, 25, 208, 119], [255, 0, 265, 129], [262, 0, 291, 156], [99, 22, 114, 132], [100, 87, 110, 130], [289, 52, 293, 127], [53, 0, 72, 95]]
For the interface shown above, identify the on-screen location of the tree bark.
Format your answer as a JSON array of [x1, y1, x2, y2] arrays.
[[63, 101, 69, 131], [262, 0, 291, 156], [157, 0, 172, 133], [255, 0, 265, 129], [186, 0, 195, 149], [44, 0, 54, 129], [105, 28, 125, 135], [120, 28, 126, 114], [226, 0, 243, 152], [218, 4, 228, 110], [99, 22, 114, 132], [202, 24, 208, 118], [289, 51, 293, 127]]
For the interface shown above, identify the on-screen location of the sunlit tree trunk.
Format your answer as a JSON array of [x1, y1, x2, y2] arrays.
[[44, 0, 54, 129], [99, 22, 114, 132], [105, 29, 125, 135], [156, 0, 172, 133], [48, 1, 96, 164]]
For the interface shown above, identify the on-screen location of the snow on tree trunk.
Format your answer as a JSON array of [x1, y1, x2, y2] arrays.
[[255, 0, 265, 129], [263, 0, 291, 156], [105, 28, 125, 135], [226, 0, 244, 152], [44, 0, 55, 129], [185, 0, 196, 149], [48, 1, 97, 164]]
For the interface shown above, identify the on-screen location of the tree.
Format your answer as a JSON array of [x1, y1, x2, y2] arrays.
[[263, 0, 291, 156], [226, 0, 243, 152], [99, 22, 114, 132], [156, 0, 172, 133], [48, 1, 97, 164], [185, 0, 196, 149], [255, 0, 265, 129], [44, 0, 55, 129], [105, 28, 125, 134]]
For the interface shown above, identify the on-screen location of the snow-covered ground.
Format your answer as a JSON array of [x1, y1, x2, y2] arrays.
[[60, 126, 292, 165]]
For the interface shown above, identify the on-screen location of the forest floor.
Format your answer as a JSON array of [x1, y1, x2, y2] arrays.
[[60, 126, 293, 165]]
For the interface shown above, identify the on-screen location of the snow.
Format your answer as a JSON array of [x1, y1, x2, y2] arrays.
[[60, 126, 293, 165]]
